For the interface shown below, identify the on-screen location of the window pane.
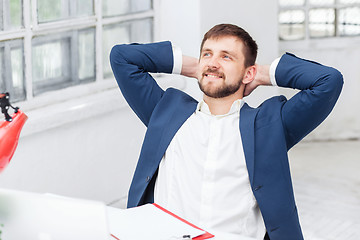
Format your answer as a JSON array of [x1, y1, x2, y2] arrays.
[[0, 48, 4, 92], [309, 0, 335, 5], [11, 47, 25, 100], [103, 0, 152, 17], [0, 41, 25, 102], [131, 0, 152, 12], [339, 0, 360, 4], [1, 0, 23, 30], [279, 10, 305, 40], [32, 39, 71, 95], [37, 0, 64, 23], [130, 18, 153, 43], [309, 8, 335, 37], [103, 23, 130, 78], [103, 0, 130, 17], [338, 7, 360, 36], [76, 0, 94, 16], [0, 3, 3, 31], [9, 0, 23, 29], [103, 18, 153, 78], [279, 0, 305, 7], [32, 41, 63, 82], [37, 0, 93, 23], [78, 28, 95, 80]]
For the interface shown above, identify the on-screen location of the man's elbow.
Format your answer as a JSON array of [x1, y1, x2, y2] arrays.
[[326, 67, 344, 102], [109, 44, 127, 65]]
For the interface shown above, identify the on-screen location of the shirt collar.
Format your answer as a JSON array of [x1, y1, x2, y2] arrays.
[[196, 99, 244, 116]]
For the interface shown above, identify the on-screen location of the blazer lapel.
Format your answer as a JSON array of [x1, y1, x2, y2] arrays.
[[154, 97, 198, 167], [130, 89, 198, 207], [240, 103, 259, 185]]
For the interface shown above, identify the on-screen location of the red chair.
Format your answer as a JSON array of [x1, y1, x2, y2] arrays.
[[0, 93, 27, 173]]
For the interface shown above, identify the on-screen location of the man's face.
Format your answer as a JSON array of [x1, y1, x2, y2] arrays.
[[198, 36, 247, 98]]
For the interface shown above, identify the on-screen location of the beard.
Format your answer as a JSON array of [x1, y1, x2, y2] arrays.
[[198, 69, 242, 98]]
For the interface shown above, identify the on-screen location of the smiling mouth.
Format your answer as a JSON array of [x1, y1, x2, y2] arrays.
[[204, 73, 223, 78]]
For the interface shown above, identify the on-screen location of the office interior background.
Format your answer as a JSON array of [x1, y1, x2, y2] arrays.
[[0, 0, 359, 238]]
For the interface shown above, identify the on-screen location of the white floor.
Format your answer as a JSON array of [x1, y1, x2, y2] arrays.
[[289, 140, 360, 240]]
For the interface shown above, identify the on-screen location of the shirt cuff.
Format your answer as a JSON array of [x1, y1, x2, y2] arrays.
[[171, 43, 183, 75], [269, 57, 281, 86]]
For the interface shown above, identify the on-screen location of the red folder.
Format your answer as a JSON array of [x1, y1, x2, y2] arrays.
[[152, 203, 214, 240], [110, 203, 214, 240]]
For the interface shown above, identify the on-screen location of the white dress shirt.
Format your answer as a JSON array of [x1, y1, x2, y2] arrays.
[[154, 44, 279, 239]]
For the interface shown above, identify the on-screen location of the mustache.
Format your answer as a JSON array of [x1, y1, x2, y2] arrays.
[[202, 68, 225, 79]]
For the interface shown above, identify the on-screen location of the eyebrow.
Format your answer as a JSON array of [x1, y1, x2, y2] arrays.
[[201, 48, 238, 59]]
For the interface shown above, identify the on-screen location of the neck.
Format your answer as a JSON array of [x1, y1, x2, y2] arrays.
[[203, 85, 245, 115]]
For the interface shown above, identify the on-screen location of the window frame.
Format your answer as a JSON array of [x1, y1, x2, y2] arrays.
[[0, 0, 155, 104], [279, 0, 360, 41]]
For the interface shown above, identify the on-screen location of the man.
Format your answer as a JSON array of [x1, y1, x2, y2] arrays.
[[110, 24, 343, 240]]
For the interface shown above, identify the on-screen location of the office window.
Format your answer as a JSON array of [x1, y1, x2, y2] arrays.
[[0, 40, 25, 102], [32, 28, 96, 95], [279, 10, 306, 40], [0, 0, 154, 102], [279, 0, 360, 40], [338, 7, 360, 35], [0, 0, 23, 31], [37, 0, 94, 23], [103, 0, 152, 17], [102, 18, 153, 78], [309, 8, 335, 37]]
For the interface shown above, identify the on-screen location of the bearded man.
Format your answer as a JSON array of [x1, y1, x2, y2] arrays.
[[110, 24, 343, 240]]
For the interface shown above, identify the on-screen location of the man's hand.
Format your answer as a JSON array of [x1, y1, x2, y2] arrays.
[[181, 55, 199, 79], [244, 64, 271, 97]]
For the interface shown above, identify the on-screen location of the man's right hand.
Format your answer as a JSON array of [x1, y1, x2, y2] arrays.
[[244, 64, 271, 97], [180, 55, 199, 79]]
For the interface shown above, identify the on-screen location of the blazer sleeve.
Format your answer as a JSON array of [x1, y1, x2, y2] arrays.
[[109, 41, 175, 127], [275, 53, 344, 149]]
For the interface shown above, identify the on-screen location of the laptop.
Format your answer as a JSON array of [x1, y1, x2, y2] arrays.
[[0, 188, 111, 240]]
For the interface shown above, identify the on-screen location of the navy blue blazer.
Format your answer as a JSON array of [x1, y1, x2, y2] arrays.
[[110, 41, 343, 240]]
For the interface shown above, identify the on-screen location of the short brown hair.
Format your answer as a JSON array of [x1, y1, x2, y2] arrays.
[[200, 24, 258, 67]]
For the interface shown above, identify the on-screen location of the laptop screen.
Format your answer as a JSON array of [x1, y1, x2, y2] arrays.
[[0, 188, 110, 240]]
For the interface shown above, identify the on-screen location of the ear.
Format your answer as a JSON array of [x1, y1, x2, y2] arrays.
[[242, 65, 257, 85]]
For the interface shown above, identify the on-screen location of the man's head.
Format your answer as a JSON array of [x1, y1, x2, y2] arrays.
[[200, 24, 258, 67], [198, 24, 258, 99]]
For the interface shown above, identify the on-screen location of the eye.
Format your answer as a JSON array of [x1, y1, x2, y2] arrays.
[[202, 52, 211, 57], [223, 55, 231, 60]]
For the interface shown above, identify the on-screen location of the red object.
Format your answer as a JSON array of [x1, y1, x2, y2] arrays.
[[0, 110, 28, 173], [110, 234, 120, 240], [153, 203, 215, 240]]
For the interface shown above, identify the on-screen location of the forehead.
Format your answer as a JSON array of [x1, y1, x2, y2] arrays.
[[201, 36, 245, 54]]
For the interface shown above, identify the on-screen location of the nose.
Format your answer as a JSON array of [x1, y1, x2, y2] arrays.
[[207, 56, 220, 69]]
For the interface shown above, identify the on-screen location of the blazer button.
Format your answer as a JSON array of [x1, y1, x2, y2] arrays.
[[146, 176, 151, 182]]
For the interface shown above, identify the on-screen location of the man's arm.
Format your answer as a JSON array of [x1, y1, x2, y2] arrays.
[[110, 41, 175, 126], [247, 53, 343, 149]]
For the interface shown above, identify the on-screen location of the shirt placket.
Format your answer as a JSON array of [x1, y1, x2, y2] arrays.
[[199, 115, 221, 228]]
